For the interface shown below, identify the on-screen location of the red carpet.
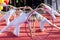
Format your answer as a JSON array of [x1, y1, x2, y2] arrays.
[[0, 14, 60, 40]]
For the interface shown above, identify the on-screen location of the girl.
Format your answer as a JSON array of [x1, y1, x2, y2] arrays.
[[27, 8, 60, 32], [0, 6, 60, 36], [40, 3, 60, 19], [0, 6, 33, 36]]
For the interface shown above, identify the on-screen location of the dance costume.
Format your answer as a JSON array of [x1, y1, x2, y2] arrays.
[[0, 8, 60, 36], [42, 4, 60, 19], [0, 11, 32, 36], [32, 11, 60, 31]]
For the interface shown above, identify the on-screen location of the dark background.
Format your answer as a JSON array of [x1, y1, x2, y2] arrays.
[[3, 0, 44, 11], [9, 0, 44, 8]]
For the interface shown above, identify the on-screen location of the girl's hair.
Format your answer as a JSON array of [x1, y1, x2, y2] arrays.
[[39, 3, 46, 8], [40, 3, 45, 7]]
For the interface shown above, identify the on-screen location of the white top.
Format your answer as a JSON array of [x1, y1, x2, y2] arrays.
[[3, 9, 16, 19], [10, 12, 30, 25], [33, 11, 46, 21]]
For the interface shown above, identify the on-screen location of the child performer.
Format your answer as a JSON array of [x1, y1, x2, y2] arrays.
[[0, 6, 33, 36], [0, 6, 60, 36], [27, 7, 60, 32], [40, 3, 60, 19]]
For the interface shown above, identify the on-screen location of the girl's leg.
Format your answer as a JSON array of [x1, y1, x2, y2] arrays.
[[6, 18, 10, 26], [40, 20, 45, 31], [0, 23, 12, 33], [13, 25, 20, 36], [45, 18, 60, 29], [50, 13, 56, 19], [54, 12, 60, 16]]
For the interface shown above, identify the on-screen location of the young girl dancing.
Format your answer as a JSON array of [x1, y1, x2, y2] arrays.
[[39, 3, 60, 19], [0, 6, 60, 36]]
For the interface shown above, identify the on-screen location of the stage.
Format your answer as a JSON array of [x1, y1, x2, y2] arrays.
[[0, 13, 60, 40]]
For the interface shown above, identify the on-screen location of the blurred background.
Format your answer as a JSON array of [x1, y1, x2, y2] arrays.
[[2, 0, 60, 12]]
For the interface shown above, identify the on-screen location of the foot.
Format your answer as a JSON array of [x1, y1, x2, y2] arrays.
[[13, 32, 19, 37], [41, 28, 45, 32], [54, 24, 60, 30], [57, 27, 60, 30]]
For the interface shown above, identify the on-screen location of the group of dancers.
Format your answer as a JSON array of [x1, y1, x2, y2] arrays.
[[0, 3, 60, 36]]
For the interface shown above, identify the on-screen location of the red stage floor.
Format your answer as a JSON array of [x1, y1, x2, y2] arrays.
[[0, 14, 60, 40]]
